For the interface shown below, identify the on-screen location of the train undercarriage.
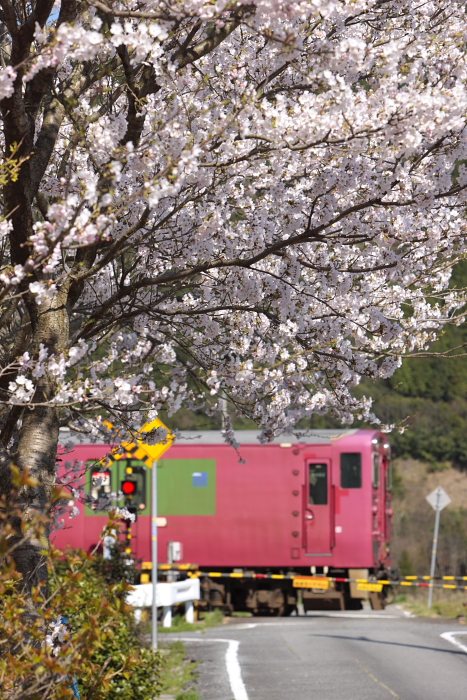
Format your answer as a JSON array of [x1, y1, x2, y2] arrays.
[[190, 568, 391, 615]]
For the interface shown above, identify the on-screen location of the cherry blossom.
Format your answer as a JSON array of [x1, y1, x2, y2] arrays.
[[1, 1, 467, 588]]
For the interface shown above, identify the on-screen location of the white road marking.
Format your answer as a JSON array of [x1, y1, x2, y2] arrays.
[[177, 614, 401, 697], [226, 639, 248, 700], [179, 637, 249, 700], [440, 631, 467, 654]]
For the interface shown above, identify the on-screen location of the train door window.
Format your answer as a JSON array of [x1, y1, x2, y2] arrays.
[[340, 453, 362, 488], [373, 453, 380, 487], [386, 458, 393, 490], [309, 463, 328, 505], [89, 464, 112, 512]]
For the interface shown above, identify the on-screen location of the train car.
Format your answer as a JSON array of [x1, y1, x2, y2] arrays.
[[54, 428, 393, 613]]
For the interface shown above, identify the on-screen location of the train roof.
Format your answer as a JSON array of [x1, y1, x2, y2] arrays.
[[59, 427, 384, 446], [171, 429, 359, 444]]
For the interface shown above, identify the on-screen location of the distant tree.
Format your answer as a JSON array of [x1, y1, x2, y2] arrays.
[[398, 549, 415, 578], [1, 1, 467, 594]]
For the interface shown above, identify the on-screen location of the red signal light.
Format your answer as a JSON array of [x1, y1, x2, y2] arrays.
[[121, 480, 136, 495]]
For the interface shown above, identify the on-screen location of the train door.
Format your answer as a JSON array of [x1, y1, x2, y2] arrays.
[[304, 460, 333, 555], [385, 455, 392, 539]]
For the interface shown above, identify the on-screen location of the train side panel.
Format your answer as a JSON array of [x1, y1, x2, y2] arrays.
[[54, 430, 391, 573]]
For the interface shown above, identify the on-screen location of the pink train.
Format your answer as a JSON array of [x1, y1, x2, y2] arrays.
[[55, 429, 393, 613]]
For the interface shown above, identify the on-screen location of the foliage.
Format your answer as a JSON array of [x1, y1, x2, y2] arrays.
[[400, 590, 467, 619], [0, 474, 160, 700], [158, 608, 224, 634], [398, 550, 415, 577], [92, 537, 142, 587], [367, 394, 467, 468], [159, 641, 199, 700], [51, 551, 161, 700], [391, 463, 406, 500], [391, 459, 467, 578]]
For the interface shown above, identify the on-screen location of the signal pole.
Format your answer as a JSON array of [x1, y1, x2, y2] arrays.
[[427, 488, 441, 609], [151, 460, 158, 650], [426, 486, 451, 609]]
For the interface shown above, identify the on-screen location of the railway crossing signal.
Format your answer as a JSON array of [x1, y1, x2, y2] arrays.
[[121, 479, 137, 496], [103, 416, 175, 651]]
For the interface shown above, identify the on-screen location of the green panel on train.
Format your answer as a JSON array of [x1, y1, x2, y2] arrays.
[[158, 459, 216, 516]]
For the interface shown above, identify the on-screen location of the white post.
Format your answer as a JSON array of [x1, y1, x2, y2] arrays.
[[428, 487, 442, 609], [162, 605, 172, 628], [186, 600, 194, 624], [151, 460, 158, 650]]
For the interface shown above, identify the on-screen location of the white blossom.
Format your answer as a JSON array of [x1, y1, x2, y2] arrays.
[[1, 1, 467, 438]]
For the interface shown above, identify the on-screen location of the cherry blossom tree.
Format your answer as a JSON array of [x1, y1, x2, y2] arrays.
[[1, 0, 467, 589]]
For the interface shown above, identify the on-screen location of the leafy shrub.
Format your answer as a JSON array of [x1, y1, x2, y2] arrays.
[[0, 472, 160, 700], [51, 550, 160, 700], [92, 537, 142, 586]]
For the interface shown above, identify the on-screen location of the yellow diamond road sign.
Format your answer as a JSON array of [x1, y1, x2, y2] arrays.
[[105, 417, 175, 466], [133, 417, 175, 464]]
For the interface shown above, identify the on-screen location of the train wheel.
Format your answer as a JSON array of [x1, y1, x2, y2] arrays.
[[272, 589, 286, 616], [284, 604, 296, 617], [383, 584, 395, 606], [369, 591, 385, 610]]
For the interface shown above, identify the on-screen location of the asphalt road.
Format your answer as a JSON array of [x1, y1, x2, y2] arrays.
[[173, 607, 467, 700]]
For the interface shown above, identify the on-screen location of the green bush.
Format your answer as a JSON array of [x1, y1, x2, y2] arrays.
[[50, 549, 161, 700], [0, 478, 161, 700], [92, 537, 142, 586]]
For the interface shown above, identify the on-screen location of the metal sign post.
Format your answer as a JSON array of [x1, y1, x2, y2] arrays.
[[426, 486, 451, 608], [151, 460, 158, 651], [133, 417, 175, 652]]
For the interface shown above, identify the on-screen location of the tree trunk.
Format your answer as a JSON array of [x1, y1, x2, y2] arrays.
[[9, 291, 69, 597]]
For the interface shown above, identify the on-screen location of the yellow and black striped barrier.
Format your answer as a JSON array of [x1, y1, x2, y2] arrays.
[[142, 564, 467, 591], [179, 571, 467, 592]]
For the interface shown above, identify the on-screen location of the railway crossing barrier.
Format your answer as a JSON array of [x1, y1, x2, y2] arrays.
[[180, 570, 467, 592], [126, 578, 200, 627]]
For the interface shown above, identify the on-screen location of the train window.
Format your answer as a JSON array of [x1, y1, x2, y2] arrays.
[[373, 453, 380, 487], [387, 459, 393, 490], [309, 463, 328, 505], [340, 453, 362, 488], [89, 464, 112, 511]]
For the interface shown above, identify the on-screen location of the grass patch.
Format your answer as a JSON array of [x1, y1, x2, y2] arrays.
[[159, 608, 224, 634], [158, 640, 200, 700], [397, 590, 467, 619]]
